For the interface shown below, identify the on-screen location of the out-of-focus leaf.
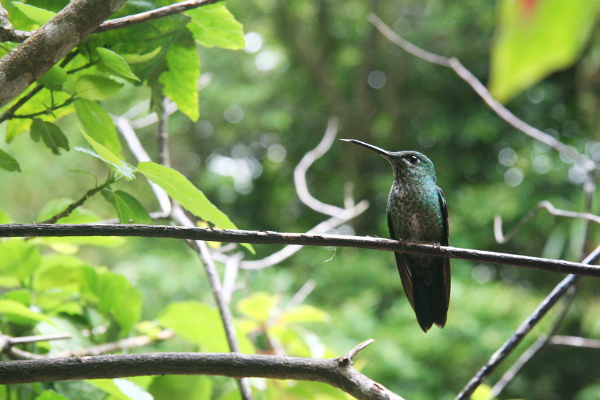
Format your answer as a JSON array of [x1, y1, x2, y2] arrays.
[[237, 292, 279, 323], [96, 48, 140, 81], [13, 2, 55, 24], [35, 390, 69, 400], [158, 301, 253, 353], [88, 379, 152, 400], [74, 99, 122, 157], [30, 119, 69, 155], [137, 161, 254, 253], [278, 305, 330, 325], [96, 270, 142, 334], [74, 75, 124, 101], [159, 33, 200, 121], [0, 238, 41, 278], [121, 48, 162, 64], [0, 299, 52, 325], [186, 3, 245, 49], [38, 65, 68, 91], [102, 190, 152, 224], [489, 0, 600, 102], [150, 375, 212, 400], [0, 148, 20, 172]]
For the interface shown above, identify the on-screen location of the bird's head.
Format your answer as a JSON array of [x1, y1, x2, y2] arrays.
[[341, 139, 437, 183]]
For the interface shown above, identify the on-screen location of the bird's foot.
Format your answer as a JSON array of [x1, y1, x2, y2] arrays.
[[433, 242, 442, 253]]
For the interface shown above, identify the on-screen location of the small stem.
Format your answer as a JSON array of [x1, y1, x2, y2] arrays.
[[39, 175, 118, 224]]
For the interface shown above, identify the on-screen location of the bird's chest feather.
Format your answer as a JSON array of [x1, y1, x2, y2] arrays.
[[387, 183, 443, 242]]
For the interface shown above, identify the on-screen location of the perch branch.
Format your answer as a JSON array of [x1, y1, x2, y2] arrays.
[[2, 223, 600, 277]]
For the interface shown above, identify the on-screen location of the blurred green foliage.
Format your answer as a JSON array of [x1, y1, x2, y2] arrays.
[[1, 0, 600, 399]]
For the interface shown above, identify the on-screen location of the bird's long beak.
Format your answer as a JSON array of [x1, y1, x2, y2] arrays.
[[340, 139, 390, 157]]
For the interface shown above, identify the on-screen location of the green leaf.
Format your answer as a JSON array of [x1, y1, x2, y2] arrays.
[[38, 65, 68, 91], [35, 390, 69, 400], [13, 2, 55, 25], [102, 190, 152, 224], [0, 238, 41, 278], [278, 305, 330, 325], [159, 34, 200, 122], [489, 0, 600, 102], [121, 48, 162, 64], [150, 375, 212, 400], [74, 145, 134, 179], [30, 119, 69, 155], [185, 3, 246, 49], [137, 162, 254, 253], [74, 99, 122, 157], [96, 48, 140, 81], [0, 148, 21, 172], [96, 271, 142, 334], [158, 301, 229, 352], [237, 292, 279, 322], [0, 299, 52, 325], [88, 379, 152, 400], [74, 75, 124, 101]]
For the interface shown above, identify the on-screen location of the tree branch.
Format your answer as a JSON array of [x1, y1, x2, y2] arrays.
[[0, 0, 128, 108], [455, 245, 600, 400], [368, 13, 595, 171], [94, 0, 222, 33], [2, 223, 600, 277], [0, 346, 405, 400]]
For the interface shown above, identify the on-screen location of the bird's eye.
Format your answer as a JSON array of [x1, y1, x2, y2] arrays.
[[406, 155, 420, 165]]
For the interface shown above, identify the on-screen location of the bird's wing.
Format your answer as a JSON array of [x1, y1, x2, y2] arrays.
[[437, 186, 451, 306], [388, 212, 415, 310]]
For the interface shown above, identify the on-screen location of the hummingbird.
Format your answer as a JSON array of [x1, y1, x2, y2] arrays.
[[341, 139, 450, 332]]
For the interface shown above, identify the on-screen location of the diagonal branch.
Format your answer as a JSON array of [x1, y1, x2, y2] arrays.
[[0, 0, 128, 108], [368, 13, 595, 171], [455, 244, 600, 400]]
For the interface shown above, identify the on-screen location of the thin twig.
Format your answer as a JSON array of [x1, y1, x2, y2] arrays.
[[294, 116, 346, 216], [3, 223, 600, 277], [39, 175, 117, 224], [494, 201, 600, 244], [342, 339, 374, 361], [94, 0, 223, 33], [368, 13, 595, 171], [455, 244, 600, 400], [548, 335, 600, 349]]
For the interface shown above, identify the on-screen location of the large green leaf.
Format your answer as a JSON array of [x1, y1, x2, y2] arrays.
[[96, 48, 140, 81], [96, 270, 142, 334], [35, 390, 69, 400], [0, 238, 41, 278], [158, 302, 254, 353], [0, 299, 52, 325], [75, 75, 124, 101], [88, 379, 152, 400], [489, 0, 600, 102], [13, 2, 55, 25], [159, 33, 200, 122], [0, 148, 20, 172], [185, 3, 245, 49], [137, 161, 254, 253], [38, 65, 68, 91], [102, 190, 152, 224], [30, 119, 69, 155], [74, 99, 122, 156]]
